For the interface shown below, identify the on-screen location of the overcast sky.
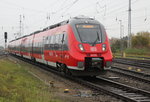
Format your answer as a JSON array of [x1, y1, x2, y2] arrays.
[[0, 0, 150, 47]]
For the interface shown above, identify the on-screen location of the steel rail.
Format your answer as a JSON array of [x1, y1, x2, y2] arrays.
[[115, 55, 150, 60], [107, 67, 150, 84], [113, 58, 150, 69], [95, 76, 150, 102]]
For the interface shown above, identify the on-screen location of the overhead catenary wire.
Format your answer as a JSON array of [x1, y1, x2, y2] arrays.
[[0, 0, 47, 13], [0, 0, 150, 44]]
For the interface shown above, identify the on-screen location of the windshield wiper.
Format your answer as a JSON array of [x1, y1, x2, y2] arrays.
[[92, 32, 100, 46]]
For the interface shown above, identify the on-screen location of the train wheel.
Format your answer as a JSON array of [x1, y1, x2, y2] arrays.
[[61, 64, 72, 76], [31, 57, 36, 63], [65, 67, 72, 76], [100, 70, 107, 75], [56, 63, 61, 72], [91, 76, 96, 78]]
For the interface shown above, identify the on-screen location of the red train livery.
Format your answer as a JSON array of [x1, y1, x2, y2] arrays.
[[8, 17, 113, 76]]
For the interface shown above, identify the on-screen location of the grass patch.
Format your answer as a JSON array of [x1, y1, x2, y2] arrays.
[[0, 58, 61, 102], [113, 48, 150, 58], [124, 48, 150, 56]]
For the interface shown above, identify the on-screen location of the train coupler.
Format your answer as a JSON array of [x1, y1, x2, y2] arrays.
[[85, 57, 103, 71]]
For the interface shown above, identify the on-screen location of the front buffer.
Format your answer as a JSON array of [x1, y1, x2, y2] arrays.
[[69, 57, 105, 76]]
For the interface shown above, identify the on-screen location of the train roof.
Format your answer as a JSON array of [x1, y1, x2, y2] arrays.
[[9, 16, 100, 43], [42, 16, 99, 31]]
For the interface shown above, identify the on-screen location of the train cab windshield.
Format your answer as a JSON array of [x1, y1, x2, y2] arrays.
[[76, 24, 102, 44]]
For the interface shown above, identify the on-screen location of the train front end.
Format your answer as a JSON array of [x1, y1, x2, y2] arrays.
[[67, 17, 113, 76]]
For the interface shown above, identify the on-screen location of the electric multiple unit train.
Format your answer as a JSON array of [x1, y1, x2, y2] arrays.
[[8, 17, 113, 76]]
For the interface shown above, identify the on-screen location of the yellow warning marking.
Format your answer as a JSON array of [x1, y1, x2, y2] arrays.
[[137, 69, 141, 72], [128, 67, 132, 70], [49, 81, 54, 87], [64, 89, 69, 93]]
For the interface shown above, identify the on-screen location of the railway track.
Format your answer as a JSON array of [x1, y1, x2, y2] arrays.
[[113, 58, 150, 69], [10, 54, 150, 102], [83, 76, 150, 102], [107, 67, 150, 84]]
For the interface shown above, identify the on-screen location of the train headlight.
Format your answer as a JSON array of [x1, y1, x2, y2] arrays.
[[102, 44, 106, 51], [78, 44, 85, 51]]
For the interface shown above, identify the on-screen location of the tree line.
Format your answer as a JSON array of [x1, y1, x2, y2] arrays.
[[110, 31, 150, 53]]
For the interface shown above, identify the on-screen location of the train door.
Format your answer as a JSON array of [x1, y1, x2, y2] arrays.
[[42, 36, 47, 64], [29, 39, 32, 58], [60, 33, 65, 62], [60, 32, 68, 62], [59, 32, 70, 74], [31, 34, 35, 59]]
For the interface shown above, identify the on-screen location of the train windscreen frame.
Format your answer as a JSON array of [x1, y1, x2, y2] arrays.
[[76, 24, 102, 44]]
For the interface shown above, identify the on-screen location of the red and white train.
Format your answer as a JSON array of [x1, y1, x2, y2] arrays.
[[8, 17, 113, 76]]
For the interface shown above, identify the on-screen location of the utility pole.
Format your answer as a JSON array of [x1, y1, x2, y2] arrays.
[[19, 14, 25, 37], [128, 0, 131, 48], [19, 15, 22, 37], [119, 20, 123, 52], [119, 20, 122, 39]]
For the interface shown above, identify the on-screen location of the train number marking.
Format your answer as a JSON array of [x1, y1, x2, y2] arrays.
[[90, 47, 97, 51]]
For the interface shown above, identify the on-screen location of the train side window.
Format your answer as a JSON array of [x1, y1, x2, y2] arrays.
[[48, 36, 51, 44], [63, 32, 69, 50], [50, 35, 54, 44], [36, 42, 37, 47], [58, 34, 61, 44], [46, 37, 49, 44], [55, 35, 57, 44], [55, 34, 59, 44], [38, 42, 40, 47], [63, 32, 67, 41], [61, 34, 65, 43], [53, 35, 56, 44]]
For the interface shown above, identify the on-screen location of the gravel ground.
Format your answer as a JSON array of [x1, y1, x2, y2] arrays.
[[8, 56, 122, 102], [99, 63, 150, 91], [101, 71, 150, 91]]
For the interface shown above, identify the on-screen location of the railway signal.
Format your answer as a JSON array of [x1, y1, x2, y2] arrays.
[[4, 32, 7, 51], [4, 32, 7, 43]]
